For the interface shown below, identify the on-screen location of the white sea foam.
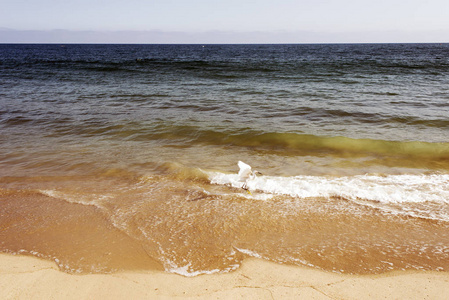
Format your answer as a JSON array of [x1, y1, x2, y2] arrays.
[[166, 262, 222, 277], [234, 247, 263, 259], [154, 242, 239, 277], [208, 172, 449, 205], [39, 189, 108, 209]]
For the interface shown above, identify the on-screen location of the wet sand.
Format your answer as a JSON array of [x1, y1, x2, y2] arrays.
[[2, 176, 449, 276], [1, 254, 448, 300]]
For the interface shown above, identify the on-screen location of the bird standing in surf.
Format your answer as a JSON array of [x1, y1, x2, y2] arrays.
[[238, 161, 262, 193]]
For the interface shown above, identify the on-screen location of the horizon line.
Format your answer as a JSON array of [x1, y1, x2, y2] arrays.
[[1, 28, 448, 44]]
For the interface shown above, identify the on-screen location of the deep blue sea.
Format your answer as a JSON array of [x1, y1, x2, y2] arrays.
[[1, 44, 449, 276]]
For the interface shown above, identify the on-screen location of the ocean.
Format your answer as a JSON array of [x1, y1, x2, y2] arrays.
[[1, 43, 448, 276]]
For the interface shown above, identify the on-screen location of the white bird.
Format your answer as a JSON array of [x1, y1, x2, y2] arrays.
[[238, 161, 262, 192]]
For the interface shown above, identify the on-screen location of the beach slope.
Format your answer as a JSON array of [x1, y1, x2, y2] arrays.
[[1, 254, 448, 299]]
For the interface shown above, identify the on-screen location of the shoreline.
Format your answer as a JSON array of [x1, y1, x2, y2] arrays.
[[1, 254, 448, 299]]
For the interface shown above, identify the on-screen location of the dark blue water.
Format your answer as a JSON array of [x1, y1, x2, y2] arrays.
[[2, 45, 449, 136]]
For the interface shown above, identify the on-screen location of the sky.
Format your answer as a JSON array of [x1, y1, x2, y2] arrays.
[[1, 0, 449, 43]]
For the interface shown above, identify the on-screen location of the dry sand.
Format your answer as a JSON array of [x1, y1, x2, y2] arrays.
[[1, 253, 448, 299]]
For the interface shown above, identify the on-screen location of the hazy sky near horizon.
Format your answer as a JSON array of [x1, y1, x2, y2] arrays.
[[2, 0, 449, 42]]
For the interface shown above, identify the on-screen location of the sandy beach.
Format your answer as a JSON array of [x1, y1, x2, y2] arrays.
[[1, 254, 448, 299]]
